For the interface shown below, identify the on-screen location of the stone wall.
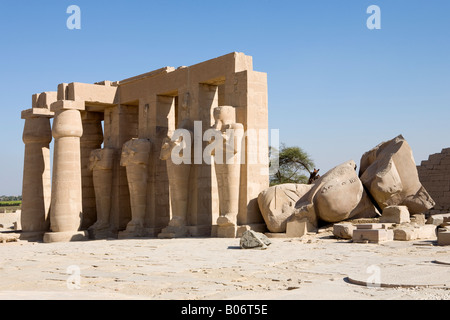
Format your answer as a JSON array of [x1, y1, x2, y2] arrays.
[[417, 148, 450, 214]]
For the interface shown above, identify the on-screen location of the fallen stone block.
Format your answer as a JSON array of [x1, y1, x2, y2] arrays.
[[286, 217, 317, 238], [240, 230, 272, 249], [352, 229, 394, 243], [257, 183, 314, 233], [380, 206, 410, 224], [356, 223, 384, 230], [393, 224, 436, 241], [0, 233, 20, 243], [333, 223, 356, 239], [427, 213, 450, 226], [410, 214, 426, 225], [438, 230, 450, 246]]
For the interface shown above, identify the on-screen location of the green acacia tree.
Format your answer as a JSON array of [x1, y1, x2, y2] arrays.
[[270, 143, 317, 186]]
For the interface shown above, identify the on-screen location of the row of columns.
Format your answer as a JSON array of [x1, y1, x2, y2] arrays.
[[21, 101, 88, 243]]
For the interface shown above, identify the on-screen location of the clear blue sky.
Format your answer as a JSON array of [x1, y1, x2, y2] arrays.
[[1, 0, 449, 195]]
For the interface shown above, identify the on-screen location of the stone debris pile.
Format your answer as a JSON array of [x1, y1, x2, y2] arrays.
[[258, 135, 448, 246]]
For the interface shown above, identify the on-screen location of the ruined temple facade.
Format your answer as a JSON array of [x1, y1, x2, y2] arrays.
[[417, 148, 450, 214], [20, 52, 269, 242]]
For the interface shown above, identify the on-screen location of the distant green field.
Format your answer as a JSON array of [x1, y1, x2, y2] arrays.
[[0, 201, 22, 207]]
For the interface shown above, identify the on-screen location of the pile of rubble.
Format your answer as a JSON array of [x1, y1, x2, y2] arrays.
[[333, 205, 439, 243], [258, 135, 448, 246]]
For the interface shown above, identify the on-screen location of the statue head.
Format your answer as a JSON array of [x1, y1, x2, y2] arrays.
[[213, 106, 236, 129], [120, 139, 151, 167]]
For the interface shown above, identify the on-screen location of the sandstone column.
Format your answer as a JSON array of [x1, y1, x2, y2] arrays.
[[44, 100, 88, 243], [88, 148, 114, 239], [119, 138, 151, 238], [20, 109, 53, 239], [211, 106, 244, 238]]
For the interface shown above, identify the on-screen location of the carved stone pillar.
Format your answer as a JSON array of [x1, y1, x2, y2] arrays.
[[44, 101, 88, 243], [119, 138, 151, 238], [158, 131, 193, 239], [20, 109, 53, 239], [88, 148, 114, 239], [212, 106, 244, 238]]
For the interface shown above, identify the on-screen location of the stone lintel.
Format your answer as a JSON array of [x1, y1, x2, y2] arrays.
[[21, 108, 55, 119], [50, 100, 85, 112]]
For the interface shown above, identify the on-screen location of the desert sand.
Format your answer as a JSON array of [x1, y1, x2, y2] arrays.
[[0, 230, 449, 300]]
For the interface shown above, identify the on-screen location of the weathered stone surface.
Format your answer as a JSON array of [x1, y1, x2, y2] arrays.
[[417, 148, 450, 214], [356, 223, 384, 230], [0, 233, 20, 243], [393, 224, 436, 241], [257, 184, 314, 233], [293, 160, 379, 229], [240, 230, 272, 249], [427, 213, 450, 227], [352, 229, 394, 243], [410, 214, 426, 225], [380, 205, 410, 224], [438, 230, 450, 246], [333, 223, 356, 239], [286, 217, 317, 238], [359, 135, 435, 214]]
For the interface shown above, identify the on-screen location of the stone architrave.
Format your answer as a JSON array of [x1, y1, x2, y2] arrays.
[[119, 138, 151, 238], [257, 183, 314, 233], [158, 126, 193, 239], [290, 160, 379, 235], [211, 106, 244, 238], [44, 100, 88, 243], [21, 109, 53, 238], [359, 135, 435, 214], [88, 148, 115, 239]]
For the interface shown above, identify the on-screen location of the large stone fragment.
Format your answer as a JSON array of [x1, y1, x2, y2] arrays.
[[294, 160, 379, 227], [380, 205, 410, 224], [438, 230, 450, 246], [393, 224, 436, 241], [240, 230, 272, 249], [286, 217, 317, 238], [333, 223, 356, 239], [352, 229, 394, 243], [359, 135, 435, 214], [257, 184, 314, 233], [427, 213, 450, 227]]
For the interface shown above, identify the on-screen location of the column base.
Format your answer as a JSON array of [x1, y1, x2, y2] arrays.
[[87, 228, 117, 240], [118, 227, 159, 239], [43, 231, 89, 243], [19, 231, 45, 242], [213, 224, 268, 238], [187, 225, 212, 237], [216, 225, 239, 238]]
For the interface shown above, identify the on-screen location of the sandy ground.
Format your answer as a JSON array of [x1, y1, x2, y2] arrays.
[[0, 230, 449, 301]]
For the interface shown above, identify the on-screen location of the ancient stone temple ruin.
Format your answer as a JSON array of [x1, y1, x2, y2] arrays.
[[20, 52, 269, 242], [417, 148, 450, 214]]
